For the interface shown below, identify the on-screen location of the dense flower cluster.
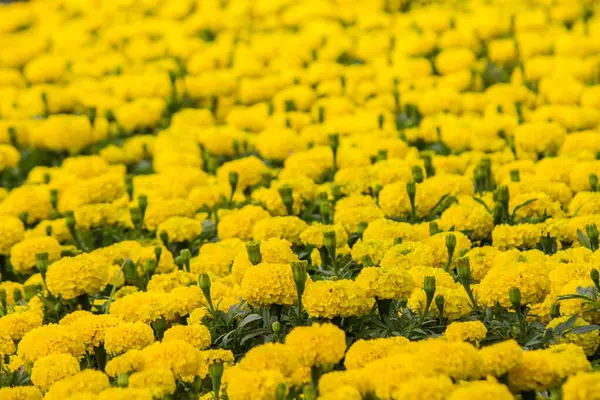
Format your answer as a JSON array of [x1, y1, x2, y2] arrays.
[[2, 0, 600, 399]]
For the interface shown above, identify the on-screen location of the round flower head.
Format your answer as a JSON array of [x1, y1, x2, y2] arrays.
[[0, 387, 43, 400], [141, 340, 200, 378], [302, 279, 374, 319], [237, 342, 302, 384], [104, 322, 155, 356], [163, 324, 212, 350], [217, 205, 271, 241], [97, 388, 153, 400], [448, 381, 513, 400], [240, 263, 297, 307], [252, 216, 308, 244], [344, 336, 409, 370], [392, 375, 454, 400], [444, 321, 487, 344], [224, 366, 286, 400], [562, 372, 600, 400], [479, 339, 523, 377], [0, 215, 24, 255], [128, 368, 176, 398], [156, 216, 202, 243], [285, 323, 346, 367], [18, 324, 85, 363], [31, 353, 80, 391], [10, 236, 62, 274], [44, 370, 110, 400], [355, 266, 415, 300], [105, 349, 145, 377], [380, 241, 437, 269], [46, 254, 108, 300]]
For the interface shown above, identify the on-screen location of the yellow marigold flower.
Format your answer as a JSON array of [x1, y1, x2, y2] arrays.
[[46, 254, 108, 300], [105, 349, 145, 377], [479, 339, 523, 377], [224, 367, 286, 400], [439, 202, 494, 241], [362, 219, 429, 243], [0, 309, 43, 341], [97, 388, 153, 400], [409, 286, 472, 321], [160, 285, 204, 321], [300, 223, 348, 248], [252, 216, 308, 244], [344, 336, 409, 370], [31, 353, 80, 391], [10, 236, 62, 274], [435, 47, 476, 75], [548, 316, 600, 356], [492, 223, 545, 250], [26, 218, 72, 242], [392, 375, 454, 400], [569, 191, 600, 216], [0, 185, 52, 223], [195, 349, 235, 379], [18, 324, 85, 363], [464, 246, 500, 281], [163, 324, 211, 350], [231, 238, 298, 284], [562, 372, 600, 400], [448, 381, 513, 400], [380, 241, 437, 269], [237, 342, 302, 384], [509, 344, 591, 392], [187, 307, 210, 325], [0, 387, 43, 400], [319, 370, 369, 398], [241, 263, 297, 307], [319, 385, 362, 400], [355, 266, 415, 300], [44, 370, 109, 400], [216, 156, 267, 192], [141, 340, 200, 377], [286, 323, 346, 367], [143, 198, 196, 230], [303, 279, 374, 319], [408, 266, 458, 289], [218, 205, 271, 241], [109, 291, 164, 324], [129, 368, 176, 398], [156, 216, 202, 242], [377, 182, 411, 218], [477, 259, 550, 308], [351, 239, 395, 265], [255, 128, 306, 161], [147, 270, 196, 293], [0, 281, 24, 307], [73, 203, 118, 230], [445, 321, 487, 344], [334, 205, 385, 233], [191, 238, 245, 276], [129, 244, 175, 275], [67, 314, 121, 353], [0, 215, 24, 255]]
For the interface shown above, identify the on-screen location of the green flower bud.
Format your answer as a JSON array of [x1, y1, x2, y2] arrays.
[[123, 259, 138, 283], [550, 302, 560, 319], [117, 373, 129, 388], [510, 169, 520, 182], [13, 288, 22, 304], [154, 245, 162, 264], [328, 133, 339, 156], [509, 287, 521, 309], [590, 174, 598, 191], [145, 259, 157, 276], [592, 268, 600, 290], [36, 252, 49, 277], [125, 175, 134, 201], [46, 224, 53, 237], [586, 224, 599, 248], [406, 180, 416, 199], [0, 288, 7, 309], [423, 154, 435, 177], [272, 321, 281, 334], [50, 189, 59, 210], [276, 383, 287, 400], [180, 249, 191, 262], [229, 171, 239, 197], [137, 195, 148, 216], [435, 294, 445, 317], [18, 212, 28, 225], [445, 233, 456, 256], [277, 185, 294, 216], [356, 221, 368, 238], [198, 273, 212, 306], [303, 386, 317, 400], [429, 221, 441, 236], [284, 99, 297, 112], [424, 276, 436, 298], [456, 258, 471, 282], [331, 184, 344, 201], [159, 231, 169, 247], [291, 260, 308, 297], [324, 230, 336, 251], [412, 165, 424, 183], [394, 237, 403, 245], [246, 241, 262, 265], [209, 362, 224, 399]]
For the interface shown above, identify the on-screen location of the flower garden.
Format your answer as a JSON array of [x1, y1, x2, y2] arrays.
[[2, 0, 600, 399]]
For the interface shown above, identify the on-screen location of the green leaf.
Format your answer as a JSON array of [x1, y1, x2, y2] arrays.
[[238, 313, 262, 329], [569, 325, 600, 335], [511, 198, 537, 220], [578, 229, 592, 250]]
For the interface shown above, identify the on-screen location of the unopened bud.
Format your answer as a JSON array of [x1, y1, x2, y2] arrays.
[[357, 221, 368, 238], [550, 302, 560, 319], [154, 246, 162, 264], [456, 259, 471, 282], [145, 259, 157, 276], [412, 166, 424, 183], [180, 249, 191, 263], [394, 237, 403, 245], [303, 386, 317, 400], [586, 224, 599, 245], [429, 221, 441, 236], [445, 234, 456, 255], [229, 171, 239, 196], [331, 184, 344, 201], [209, 362, 224, 398], [50, 189, 58, 209], [198, 273, 212, 301], [36, 252, 49, 277], [125, 175, 133, 200], [18, 212, 28, 225], [424, 276, 436, 298], [159, 231, 169, 247], [246, 241, 262, 265], [46, 225, 53, 237], [117, 373, 128, 388], [137, 195, 148, 215], [324, 230, 336, 250], [590, 174, 598, 191], [23, 285, 38, 302], [328, 133, 340, 155], [291, 260, 308, 296], [13, 288, 22, 303], [276, 383, 287, 400], [592, 268, 600, 290], [510, 169, 520, 182], [123, 259, 137, 283], [272, 321, 281, 333], [406, 181, 416, 199], [435, 294, 445, 316], [509, 287, 521, 309], [278, 185, 294, 216]]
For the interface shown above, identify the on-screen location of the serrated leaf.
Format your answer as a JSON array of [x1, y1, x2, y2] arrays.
[[238, 313, 262, 329], [569, 325, 600, 335]]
